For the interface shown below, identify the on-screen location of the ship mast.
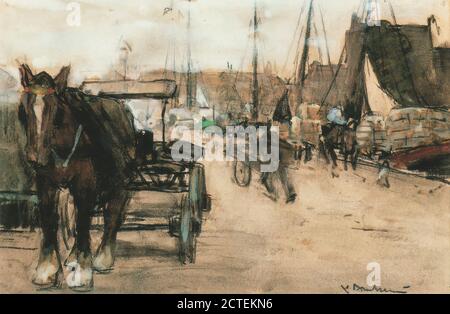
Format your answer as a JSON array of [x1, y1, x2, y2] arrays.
[[251, 0, 259, 121], [297, 0, 314, 90], [318, 5, 333, 75], [186, 0, 193, 109]]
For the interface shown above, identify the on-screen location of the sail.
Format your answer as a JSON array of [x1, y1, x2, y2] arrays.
[[364, 55, 395, 117], [365, 20, 450, 108], [196, 84, 209, 108], [272, 90, 292, 124]]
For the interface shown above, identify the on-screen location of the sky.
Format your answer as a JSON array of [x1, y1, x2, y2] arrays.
[[0, 0, 448, 84]]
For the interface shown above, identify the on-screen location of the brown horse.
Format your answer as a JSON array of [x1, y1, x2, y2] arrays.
[[319, 121, 359, 172], [319, 123, 340, 168], [342, 120, 359, 171], [18, 64, 136, 291]]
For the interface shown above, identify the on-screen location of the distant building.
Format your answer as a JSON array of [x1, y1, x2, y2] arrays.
[[0, 68, 19, 103], [138, 69, 287, 121]]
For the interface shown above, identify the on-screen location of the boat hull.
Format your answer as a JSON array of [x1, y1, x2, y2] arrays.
[[390, 140, 450, 170]]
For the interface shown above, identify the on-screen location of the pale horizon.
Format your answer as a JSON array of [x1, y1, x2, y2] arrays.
[[0, 0, 448, 85]]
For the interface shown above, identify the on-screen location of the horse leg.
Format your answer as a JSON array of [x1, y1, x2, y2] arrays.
[[326, 141, 339, 178], [319, 140, 330, 164], [343, 151, 348, 171], [327, 143, 338, 167], [93, 188, 130, 272], [67, 163, 97, 291], [32, 176, 63, 288], [352, 147, 359, 170]]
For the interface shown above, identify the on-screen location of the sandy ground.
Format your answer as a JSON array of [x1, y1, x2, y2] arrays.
[[0, 157, 449, 294]]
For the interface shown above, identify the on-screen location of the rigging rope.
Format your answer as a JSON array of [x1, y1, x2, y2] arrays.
[[292, 26, 305, 82], [312, 21, 324, 67], [319, 41, 347, 111], [281, 0, 307, 77], [318, 4, 334, 74]]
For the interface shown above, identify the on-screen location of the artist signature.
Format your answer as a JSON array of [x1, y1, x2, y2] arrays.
[[341, 283, 409, 294]]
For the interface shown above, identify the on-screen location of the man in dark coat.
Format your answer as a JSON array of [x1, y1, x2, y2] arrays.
[[260, 90, 298, 203], [261, 123, 297, 204]]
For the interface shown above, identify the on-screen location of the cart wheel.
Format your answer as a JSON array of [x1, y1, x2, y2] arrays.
[[178, 195, 197, 264], [189, 165, 205, 233], [191, 164, 210, 213], [233, 160, 251, 187]]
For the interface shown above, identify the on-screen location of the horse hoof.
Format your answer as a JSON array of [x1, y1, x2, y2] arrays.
[[66, 263, 94, 292], [32, 256, 63, 288], [32, 273, 63, 289], [93, 246, 114, 273], [66, 254, 94, 291]]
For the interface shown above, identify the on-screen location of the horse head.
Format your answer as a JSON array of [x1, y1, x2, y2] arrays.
[[18, 64, 71, 165]]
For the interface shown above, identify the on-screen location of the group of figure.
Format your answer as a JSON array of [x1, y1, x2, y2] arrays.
[[255, 105, 393, 204], [320, 108, 391, 188]]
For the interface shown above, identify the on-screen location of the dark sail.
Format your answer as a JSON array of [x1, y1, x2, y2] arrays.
[[272, 90, 292, 124], [365, 20, 450, 108]]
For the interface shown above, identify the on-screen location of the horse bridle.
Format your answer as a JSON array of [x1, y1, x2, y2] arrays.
[[22, 87, 84, 168]]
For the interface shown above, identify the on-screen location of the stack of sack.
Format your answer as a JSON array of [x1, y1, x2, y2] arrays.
[[385, 108, 450, 151]]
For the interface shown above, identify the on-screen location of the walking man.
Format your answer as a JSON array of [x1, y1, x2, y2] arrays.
[[261, 123, 297, 204]]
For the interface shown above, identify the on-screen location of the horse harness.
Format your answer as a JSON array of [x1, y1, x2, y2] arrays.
[[23, 87, 84, 169], [51, 124, 84, 168]]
